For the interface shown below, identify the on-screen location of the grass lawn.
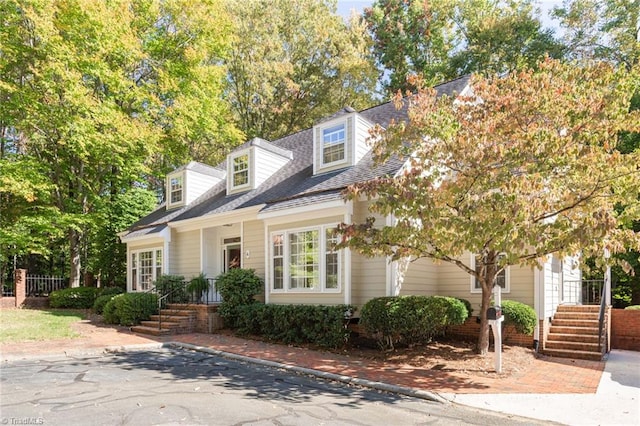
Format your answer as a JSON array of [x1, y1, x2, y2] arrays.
[[0, 309, 85, 343]]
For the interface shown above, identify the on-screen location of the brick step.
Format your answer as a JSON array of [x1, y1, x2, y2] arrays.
[[130, 325, 172, 336], [556, 305, 600, 313], [139, 320, 181, 328], [549, 325, 599, 335], [545, 340, 601, 352], [551, 319, 600, 327], [546, 332, 600, 343], [542, 348, 603, 361], [553, 312, 600, 321], [149, 314, 194, 322], [157, 309, 195, 317]]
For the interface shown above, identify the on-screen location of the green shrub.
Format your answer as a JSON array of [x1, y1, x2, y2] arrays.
[[215, 268, 263, 328], [501, 300, 537, 335], [235, 303, 354, 348], [154, 275, 187, 305], [49, 287, 100, 309], [625, 305, 640, 310], [102, 293, 158, 326], [360, 296, 468, 350], [455, 297, 473, 317], [103, 294, 123, 324], [94, 294, 117, 314], [187, 273, 209, 299], [100, 287, 124, 297]]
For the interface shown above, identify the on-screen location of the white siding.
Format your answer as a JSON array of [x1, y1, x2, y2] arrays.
[[350, 200, 387, 308], [185, 170, 221, 204], [543, 256, 562, 318], [254, 147, 289, 188], [398, 257, 438, 296], [170, 229, 201, 279], [242, 220, 265, 276], [353, 114, 373, 164]]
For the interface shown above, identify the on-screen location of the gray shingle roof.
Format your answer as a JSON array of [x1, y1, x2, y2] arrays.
[[124, 75, 470, 234]]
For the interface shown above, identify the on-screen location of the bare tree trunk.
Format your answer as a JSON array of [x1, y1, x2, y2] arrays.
[[69, 229, 81, 287]]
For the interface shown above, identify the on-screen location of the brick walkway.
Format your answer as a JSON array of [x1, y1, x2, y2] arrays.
[[0, 319, 605, 395]]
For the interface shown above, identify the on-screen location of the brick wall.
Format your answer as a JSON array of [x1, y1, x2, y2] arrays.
[[446, 316, 535, 347], [185, 304, 222, 333], [611, 309, 640, 351]]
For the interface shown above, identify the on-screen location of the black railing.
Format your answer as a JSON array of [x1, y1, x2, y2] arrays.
[[562, 280, 604, 305], [2, 281, 15, 297], [155, 277, 221, 330], [26, 275, 68, 296]]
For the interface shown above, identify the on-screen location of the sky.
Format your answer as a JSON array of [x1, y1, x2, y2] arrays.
[[335, 0, 564, 33]]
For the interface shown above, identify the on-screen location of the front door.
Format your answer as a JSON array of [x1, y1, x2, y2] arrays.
[[222, 237, 241, 272]]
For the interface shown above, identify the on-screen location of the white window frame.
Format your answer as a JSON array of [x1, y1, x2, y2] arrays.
[[269, 224, 341, 293], [321, 123, 347, 166], [130, 248, 163, 292], [470, 253, 510, 293], [167, 172, 185, 209], [230, 152, 251, 190]]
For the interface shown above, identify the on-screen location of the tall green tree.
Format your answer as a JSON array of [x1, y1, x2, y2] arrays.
[[364, 0, 565, 93], [553, 0, 639, 68], [339, 60, 640, 354], [0, 0, 239, 286], [225, 0, 378, 140]]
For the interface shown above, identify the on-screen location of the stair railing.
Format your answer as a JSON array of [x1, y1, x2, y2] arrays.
[[156, 280, 190, 330]]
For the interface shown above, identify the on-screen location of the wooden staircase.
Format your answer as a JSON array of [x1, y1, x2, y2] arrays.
[[131, 304, 196, 336], [543, 305, 607, 361]]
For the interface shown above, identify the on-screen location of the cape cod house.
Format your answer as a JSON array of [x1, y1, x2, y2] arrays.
[[119, 76, 606, 359]]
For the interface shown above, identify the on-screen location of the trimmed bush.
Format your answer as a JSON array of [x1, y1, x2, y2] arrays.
[[100, 287, 124, 297], [94, 294, 116, 314], [103, 294, 123, 324], [360, 295, 468, 350], [154, 275, 187, 305], [49, 287, 100, 309], [625, 305, 640, 310], [215, 268, 263, 328], [102, 293, 158, 326], [455, 297, 473, 317], [501, 300, 537, 335], [236, 303, 354, 348]]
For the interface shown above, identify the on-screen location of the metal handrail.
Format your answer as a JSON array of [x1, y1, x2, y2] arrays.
[[597, 283, 607, 353]]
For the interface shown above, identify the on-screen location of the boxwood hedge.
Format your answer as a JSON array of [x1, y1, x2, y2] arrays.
[[360, 295, 468, 349]]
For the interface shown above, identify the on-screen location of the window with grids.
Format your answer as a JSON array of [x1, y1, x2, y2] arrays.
[[232, 154, 249, 187], [130, 248, 162, 291], [270, 225, 341, 292], [169, 175, 183, 204], [472, 254, 509, 292], [322, 124, 345, 164]]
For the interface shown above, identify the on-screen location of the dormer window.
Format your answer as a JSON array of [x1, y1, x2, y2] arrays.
[[166, 171, 186, 209], [313, 107, 374, 175], [232, 154, 249, 187], [170, 175, 183, 204], [322, 124, 346, 165]]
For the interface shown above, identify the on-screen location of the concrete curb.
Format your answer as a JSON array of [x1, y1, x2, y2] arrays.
[[169, 341, 449, 404]]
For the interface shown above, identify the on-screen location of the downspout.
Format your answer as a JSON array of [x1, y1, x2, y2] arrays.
[[344, 200, 353, 305], [264, 222, 270, 304]]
